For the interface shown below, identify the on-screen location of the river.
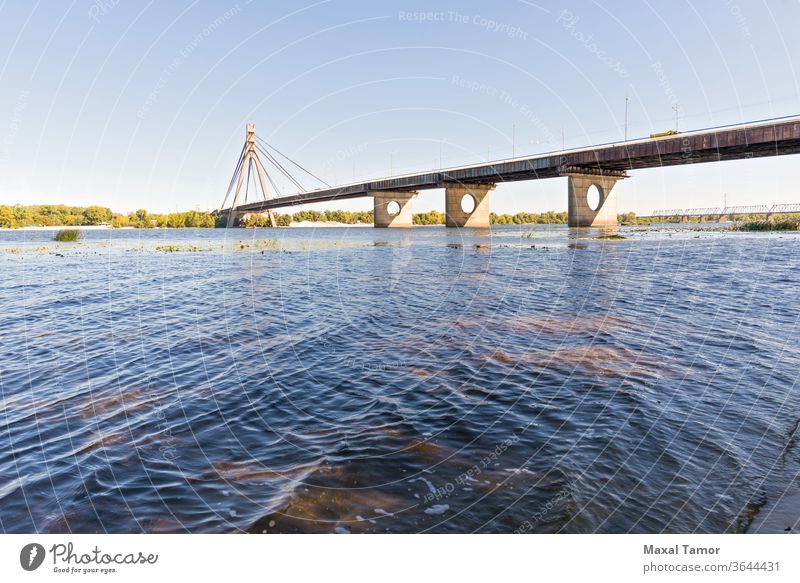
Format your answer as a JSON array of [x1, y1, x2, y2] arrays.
[[0, 225, 797, 533]]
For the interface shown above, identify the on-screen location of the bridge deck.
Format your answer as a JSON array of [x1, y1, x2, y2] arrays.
[[232, 116, 800, 213]]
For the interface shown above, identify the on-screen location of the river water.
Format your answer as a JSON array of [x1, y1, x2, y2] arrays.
[[0, 225, 797, 533]]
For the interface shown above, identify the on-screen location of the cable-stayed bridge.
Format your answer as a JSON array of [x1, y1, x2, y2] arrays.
[[218, 116, 800, 228]]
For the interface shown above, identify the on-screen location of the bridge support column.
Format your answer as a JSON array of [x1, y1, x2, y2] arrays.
[[445, 183, 495, 228], [225, 123, 276, 228], [566, 171, 626, 227], [372, 191, 417, 227]]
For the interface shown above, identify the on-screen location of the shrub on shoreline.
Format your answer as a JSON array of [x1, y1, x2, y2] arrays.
[[53, 229, 82, 242]]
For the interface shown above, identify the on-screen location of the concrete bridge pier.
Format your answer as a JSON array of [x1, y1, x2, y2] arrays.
[[372, 191, 417, 227], [566, 171, 626, 227], [444, 183, 495, 228]]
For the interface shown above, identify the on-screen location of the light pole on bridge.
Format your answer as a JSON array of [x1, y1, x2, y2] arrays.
[[512, 122, 516, 157], [624, 96, 629, 141]]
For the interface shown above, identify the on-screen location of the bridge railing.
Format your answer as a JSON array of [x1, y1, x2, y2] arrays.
[[647, 203, 800, 218], [721, 205, 771, 215], [770, 203, 800, 214], [684, 207, 722, 215]]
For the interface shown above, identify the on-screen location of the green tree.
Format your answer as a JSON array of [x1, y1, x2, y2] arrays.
[[133, 209, 150, 227], [0, 206, 16, 228], [82, 206, 113, 225]]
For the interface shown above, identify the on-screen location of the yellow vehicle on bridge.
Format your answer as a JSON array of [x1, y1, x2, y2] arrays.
[[650, 129, 679, 138]]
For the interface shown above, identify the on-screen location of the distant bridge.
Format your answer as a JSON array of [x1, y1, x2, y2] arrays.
[[643, 203, 800, 222], [218, 115, 800, 228]]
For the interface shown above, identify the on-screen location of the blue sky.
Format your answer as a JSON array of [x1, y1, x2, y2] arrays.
[[0, 0, 798, 214]]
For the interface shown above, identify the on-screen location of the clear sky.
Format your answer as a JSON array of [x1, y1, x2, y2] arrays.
[[0, 0, 798, 215]]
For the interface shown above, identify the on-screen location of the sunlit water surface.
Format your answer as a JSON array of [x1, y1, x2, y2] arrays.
[[0, 225, 798, 533]]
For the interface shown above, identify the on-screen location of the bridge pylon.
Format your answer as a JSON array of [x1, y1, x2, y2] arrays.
[[222, 123, 276, 228], [563, 167, 628, 227]]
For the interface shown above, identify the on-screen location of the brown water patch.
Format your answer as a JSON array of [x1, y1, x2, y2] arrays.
[[140, 517, 188, 533], [75, 431, 129, 455], [252, 487, 412, 533], [404, 438, 454, 464], [469, 466, 556, 495], [521, 345, 670, 378], [249, 461, 416, 533], [41, 512, 76, 534], [484, 342, 668, 378], [506, 313, 633, 336], [454, 317, 484, 330], [78, 387, 160, 419], [208, 460, 323, 483], [491, 352, 515, 365], [457, 272, 489, 282]]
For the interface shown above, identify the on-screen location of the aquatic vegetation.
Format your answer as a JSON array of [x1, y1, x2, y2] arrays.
[[155, 244, 214, 252], [53, 229, 82, 242], [251, 239, 278, 249], [597, 234, 626, 240], [231, 238, 279, 250], [736, 217, 800, 231]]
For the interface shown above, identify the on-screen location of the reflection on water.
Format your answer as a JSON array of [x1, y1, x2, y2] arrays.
[[0, 224, 798, 533]]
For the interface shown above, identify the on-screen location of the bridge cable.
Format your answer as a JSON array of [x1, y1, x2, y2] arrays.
[[255, 143, 306, 192], [256, 136, 330, 187], [244, 159, 253, 204], [255, 143, 307, 192], [219, 143, 247, 210], [259, 156, 284, 199]]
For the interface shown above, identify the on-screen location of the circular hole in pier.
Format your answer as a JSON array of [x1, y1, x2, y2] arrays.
[[586, 184, 602, 211], [386, 201, 401, 217], [460, 193, 476, 213]]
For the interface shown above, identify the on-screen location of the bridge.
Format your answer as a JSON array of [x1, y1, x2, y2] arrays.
[[218, 116, 800, 228], [642, 203, 800, 222]]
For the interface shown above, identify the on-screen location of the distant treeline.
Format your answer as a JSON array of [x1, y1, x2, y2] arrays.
[[242, 210, 574, 226], [619, 212, 800, 226], [1, 204, 115, 228], [5, 204, 793, 229], [242, 209, 375, 227], [0, 205, 218, 229], [112, 209, 218, 228]]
